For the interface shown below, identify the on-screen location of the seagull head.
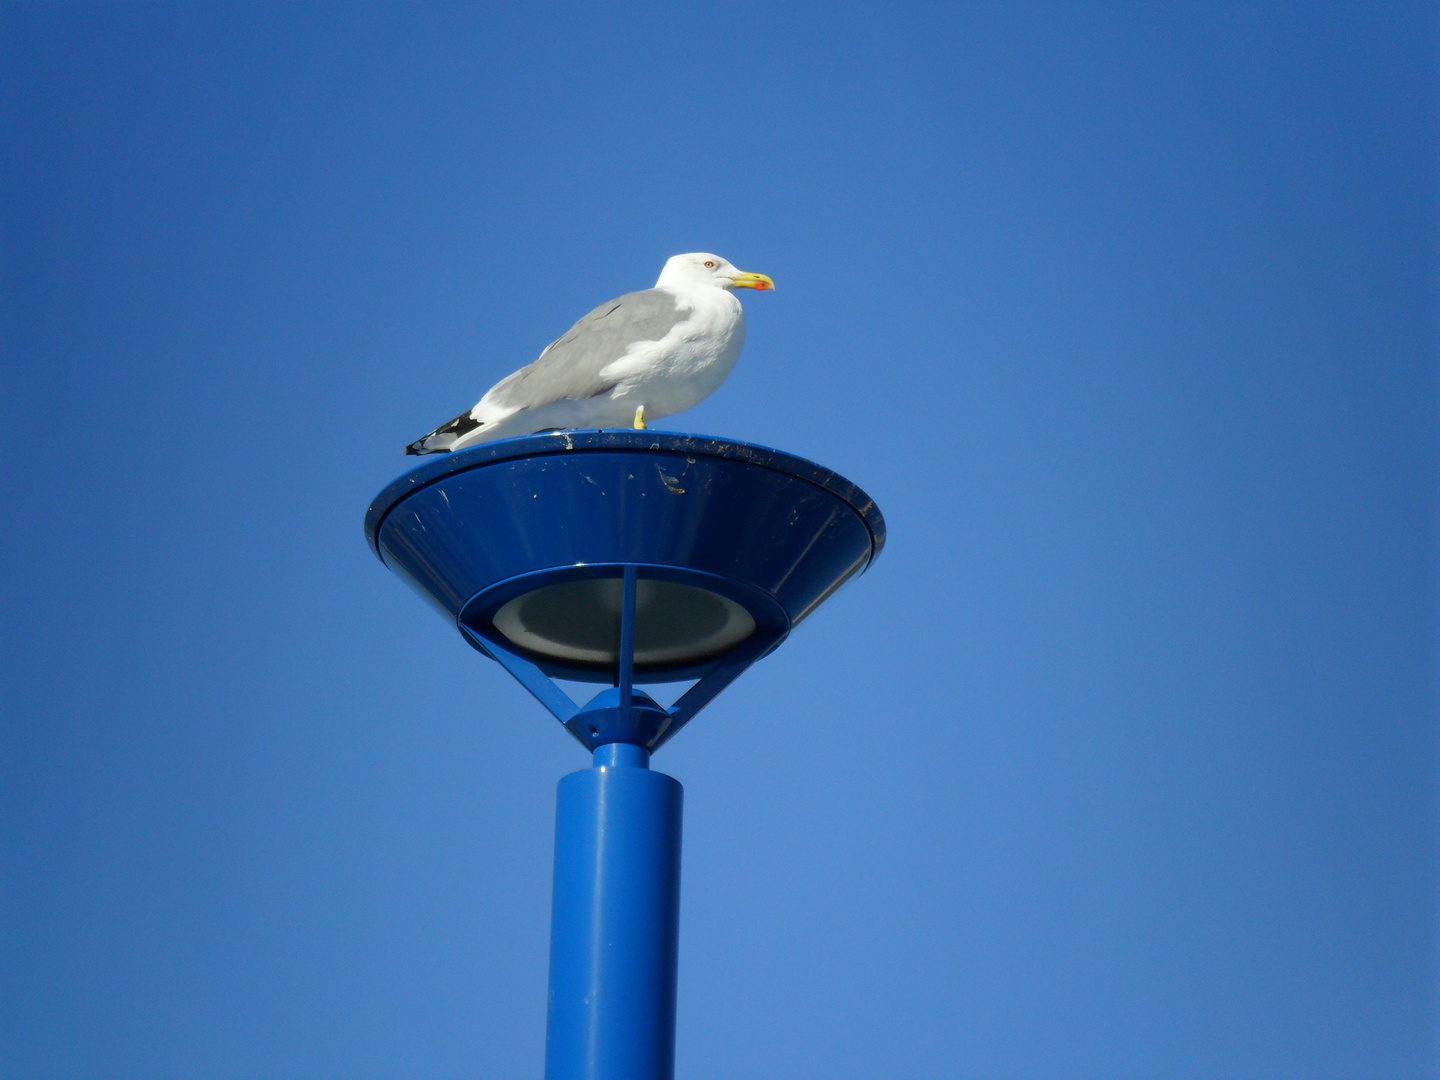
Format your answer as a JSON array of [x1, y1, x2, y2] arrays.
[[656, 253, 775, 293]]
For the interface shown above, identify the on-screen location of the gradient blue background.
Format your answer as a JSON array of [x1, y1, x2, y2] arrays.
[[3, 4, 1435, 1077]]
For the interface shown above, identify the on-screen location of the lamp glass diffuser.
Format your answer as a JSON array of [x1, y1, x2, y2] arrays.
[[492, 576, 757, 667]]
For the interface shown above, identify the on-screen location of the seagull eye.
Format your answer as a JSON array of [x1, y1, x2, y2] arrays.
[[703, 260, 716, 269]]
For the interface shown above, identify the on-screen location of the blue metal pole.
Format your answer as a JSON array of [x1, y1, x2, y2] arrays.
[[544, 742, 683, 1080]]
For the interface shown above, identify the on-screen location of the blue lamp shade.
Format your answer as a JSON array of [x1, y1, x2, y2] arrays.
[[365, 431, 884, 747]]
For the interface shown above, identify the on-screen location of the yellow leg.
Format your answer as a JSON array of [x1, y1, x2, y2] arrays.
[[633, 404, 647, 430]]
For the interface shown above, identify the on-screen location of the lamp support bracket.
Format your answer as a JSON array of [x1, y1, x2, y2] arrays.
[[457, 562, 787, 752]]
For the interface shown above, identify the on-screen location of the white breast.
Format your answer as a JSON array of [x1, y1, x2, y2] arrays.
[[599, 286, 746, 419]]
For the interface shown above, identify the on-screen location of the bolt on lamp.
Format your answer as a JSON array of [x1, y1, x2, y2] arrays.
[[365, 430, 885, 1080]]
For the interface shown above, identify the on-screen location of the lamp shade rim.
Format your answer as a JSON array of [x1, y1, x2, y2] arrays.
[[364, 429, 886, 565]]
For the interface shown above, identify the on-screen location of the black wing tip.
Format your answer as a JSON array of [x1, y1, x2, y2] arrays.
[[404, 411, 484, 456]]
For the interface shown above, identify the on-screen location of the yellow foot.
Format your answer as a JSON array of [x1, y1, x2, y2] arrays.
[[633, 405, 647, 430]]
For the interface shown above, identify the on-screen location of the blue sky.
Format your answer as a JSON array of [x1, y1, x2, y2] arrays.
[[3, 3, 1435, 1077]]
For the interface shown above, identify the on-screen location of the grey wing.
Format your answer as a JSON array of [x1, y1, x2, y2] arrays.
[[482, 289, 687, 412]]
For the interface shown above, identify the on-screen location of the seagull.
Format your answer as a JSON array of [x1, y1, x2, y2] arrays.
[[405, 253, 774, 454]]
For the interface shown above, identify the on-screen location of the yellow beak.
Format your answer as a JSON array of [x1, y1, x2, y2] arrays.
[[729, 271, 775, 291]]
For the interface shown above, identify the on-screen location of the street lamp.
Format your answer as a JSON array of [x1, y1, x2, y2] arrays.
[[365, 429, 885, 1080]]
